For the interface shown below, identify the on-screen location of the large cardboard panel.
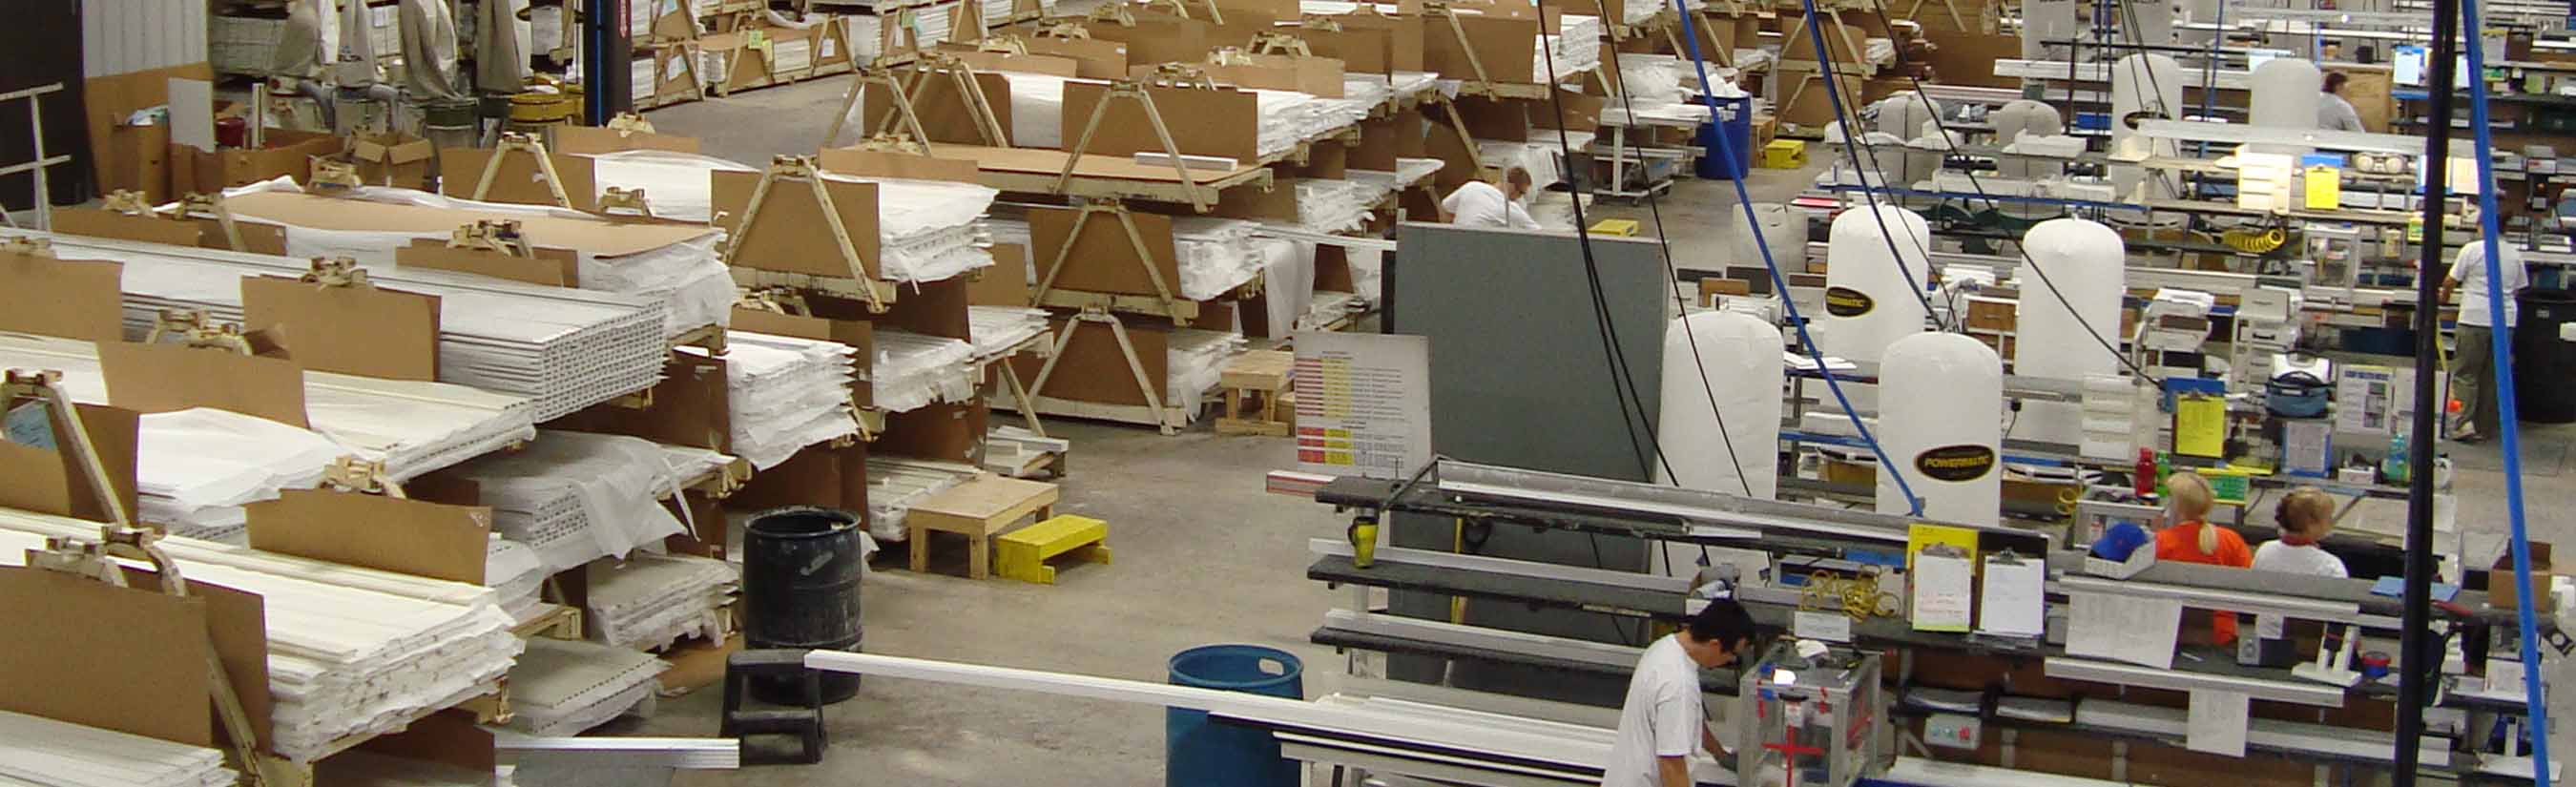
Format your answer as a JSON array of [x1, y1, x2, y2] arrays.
[[96, 342, 308, 428], [1215, 174, 1305, 220], [346, 711, 497, 775], [862, 71, 1017, 146], [726, 444, 844, 510], [1423, 13, 1536, 83], [1028, 205, 1183, 297], [83, 63, 214, 189], [0, 568, 215, 747], [968, 244, 1032, 306], [100, 123, 174, 204], [1090, 18, 1214, 67], [1539, 0, 1621, 30], [1457, 95, 1530, 140], [879, 276, 974, 340], [0, 404, 140, 523], [1298, 27, 1393, 74], [551, 125, 703, 155], [438, 148, 599, 212], [1020, 37, 1133, 79], [1350, 117, 1403, 173], [1919, 32, 2018, 88], [244, 489, 492, 584], [819, 148, 986, 184], [1020, 317, 1172, 406], [395, 241, 581, 287], [49, 207, 203, 247], [219, 190, 711, 257], [1211, 0, 1299, 22], [1292, 141, 1349, 179], [709, 170, 884, 280], [880, 399, 987, 464], [1332, 12, 1424, 72], [0, 248, 123, 342], [1058, 82, 1261, 162], [1391, 108, 1430, 157], [943, 50, 1081, 77], [552, 352, 732, 451], [239, 276, 442, 382], [1529, 89, 1604, 131]]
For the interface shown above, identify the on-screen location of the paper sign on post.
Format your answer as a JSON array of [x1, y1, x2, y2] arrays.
[[2187, 690, 2251, 757]]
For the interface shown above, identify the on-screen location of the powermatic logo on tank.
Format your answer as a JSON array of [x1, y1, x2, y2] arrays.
[[1824, 286, 1874, 317], [1914, 445, 1997, 482]]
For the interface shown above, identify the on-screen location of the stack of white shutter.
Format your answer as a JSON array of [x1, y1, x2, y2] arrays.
[[0, 711, 236, 787]]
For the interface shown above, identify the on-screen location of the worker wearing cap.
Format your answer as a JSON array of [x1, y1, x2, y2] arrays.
[[1443, 167, 1544, 230], [1602, 600, 1756, 787]]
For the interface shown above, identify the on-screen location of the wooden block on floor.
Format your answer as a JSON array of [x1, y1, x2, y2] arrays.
[[906, 473, 1061, 579], [1217, 350, 1297, 437], [996, 514, 1113, 585]]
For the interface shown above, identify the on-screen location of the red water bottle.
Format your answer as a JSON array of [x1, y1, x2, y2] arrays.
[[2133, 447, 2156, 497]]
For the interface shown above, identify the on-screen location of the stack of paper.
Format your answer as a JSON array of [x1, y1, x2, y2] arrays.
[[1342, 157, 1445, 206], [968, 305, 1050, 361], [986, 72, 1359, 156], [133, 408, 348, 543], [868, 330, 978, 414], [504, 637, 667, 735], [443, 430, 694, 572], [583, 552, 738, 651], [1167, 328, 1250, 412], [487, 535, 548, 622], [0, 710, 237, 787], [683, 333, 859, 470], [32, 229, 672, 421], [862, 457, 981, 541], [0, 519, 524, 763]]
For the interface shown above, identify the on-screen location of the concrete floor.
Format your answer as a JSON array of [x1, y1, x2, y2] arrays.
[[636, 77, 2576, 785]]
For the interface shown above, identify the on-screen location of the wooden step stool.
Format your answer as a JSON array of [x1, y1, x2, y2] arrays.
[[1215, 349, 1296, 437], [907, 473, 1060, 579], [996, 514, 1112, 585]]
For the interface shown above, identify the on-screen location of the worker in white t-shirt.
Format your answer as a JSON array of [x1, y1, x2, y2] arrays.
[[2254, 487, 2349, 578], [1443, 167, 1544, 230], [1601, 600, 1756, 787], [2317, 72, 2366, 133], [2441, 241, 2531, 443]]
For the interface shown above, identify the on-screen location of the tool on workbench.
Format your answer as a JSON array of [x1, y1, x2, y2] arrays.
[[1346, 511, 1379, 569]]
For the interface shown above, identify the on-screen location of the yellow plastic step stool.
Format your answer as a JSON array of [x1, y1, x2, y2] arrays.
[[996, 514, 1113, 585], [1759, 139, 1808, 169], [1588, 218, 1641, 237]]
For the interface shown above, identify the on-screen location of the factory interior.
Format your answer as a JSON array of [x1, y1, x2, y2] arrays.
[[1, 0, 2571, 785]]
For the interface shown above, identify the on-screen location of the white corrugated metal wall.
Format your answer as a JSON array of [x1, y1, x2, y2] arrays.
[[83, 0, 208, 77]]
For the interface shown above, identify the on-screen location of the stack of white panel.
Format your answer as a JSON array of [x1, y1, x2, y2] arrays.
[[220, 179, 735, 339], [863, 457, 980, 541], [1293, 178, 1378, 233], [444, 430, 694, 572], [133, 408, 349, 543], [0, 710, 236, 787], [681, 332, 859, 470], [14, 230, 671, 422], [504, 637, 666, 736], [841, 174, 998, 283], [968, 305, 1049, 360], [0, 518, 523, 764], [869, 330, 977, 413], [583, 552, 738, 651], [583, 149, 754, 225], [487, 536, 549, 622], [1541, 15, 1604, 77], [987, 72, 1355, 156], [983, 214, 1264, 300], [1167, 328, 1249, 412], [1343, 157, 1446, 206]]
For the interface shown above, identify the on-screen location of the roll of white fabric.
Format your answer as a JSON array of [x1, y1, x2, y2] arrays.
[[1876, 332, 2004, 525]]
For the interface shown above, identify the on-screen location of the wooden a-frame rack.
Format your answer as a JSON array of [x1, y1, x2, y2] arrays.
[[820, 52, 1011, 151], [720, 155, 901, 312]]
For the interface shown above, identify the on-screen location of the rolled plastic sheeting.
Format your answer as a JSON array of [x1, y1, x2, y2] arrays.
[[2109, 54, 2185, 223], [2249, 58, 2324, 156], [1878, 332, 2003, 525], [1655, 311, 1785, 499], [1731, 203, 1809, 272], [2012, 218, 2127, 445], [1818, 204, 1933, 365]]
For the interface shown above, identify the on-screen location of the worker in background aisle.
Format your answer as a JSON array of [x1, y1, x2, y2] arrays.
[[1444, 167, 1544, 230], [2254, 487, 2349, 578], [2442, 240, 2530, 443], [2154, 471, 2253, 645], [1603, 600, 1755, 787], [2317, 72, 2367, 132]]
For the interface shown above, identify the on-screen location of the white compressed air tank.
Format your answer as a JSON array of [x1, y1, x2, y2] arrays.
[[2012, 218, 2127, 445], [1656, 311, 1785, 499], [1819, 204, 1933, 366], [2250, 58, 2324, 156], [1877, 332, 2004, 525], [2109, 54, 2185, 223], [1730, 203, 1809, 271]]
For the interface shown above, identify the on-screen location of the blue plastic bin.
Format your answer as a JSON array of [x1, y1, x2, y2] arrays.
[[1166, 645, 1303, 787], [1695, 95, 1754, 180]]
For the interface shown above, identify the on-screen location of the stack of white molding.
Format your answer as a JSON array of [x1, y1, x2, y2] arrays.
[[503, 637, 667, 736], [583, 552, 738, 651], [132, 408, 349, 543], [868, 330, 977, 414], [0, 710, 237, 787], [313, 750, 508, 786], [582, 149, 752, 225], [12, 230, 672, 422], [487, 535, 549, 623], [982, 72, 1356, 156], [0, 516, 523, 763], [218, 179, 734, 339], [680, 333, 859, 471], [1166, 329, 1249, 413], [564, 152, 999, 283], [1344, 157, 1445, 204], [862, 457, 981, 541], [983, 214, 1265, 301], [1540, 15, 1604, 77], [967, 305, 1049, 361], [442, 430, 695, 572], [1291, 178, 1378, 233]]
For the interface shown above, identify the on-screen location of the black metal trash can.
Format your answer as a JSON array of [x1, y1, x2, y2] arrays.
[[741, 507, 866, 705]]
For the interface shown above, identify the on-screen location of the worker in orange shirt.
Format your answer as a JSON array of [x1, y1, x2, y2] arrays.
[[2154, 471, 2254, 644]]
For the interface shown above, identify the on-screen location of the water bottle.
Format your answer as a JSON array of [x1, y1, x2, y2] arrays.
[[2382, 430, 2410, 485]]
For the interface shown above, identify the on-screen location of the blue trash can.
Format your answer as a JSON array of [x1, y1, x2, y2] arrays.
[[1166, 645, 1303, 787], [1695, 95, 1754, 180]]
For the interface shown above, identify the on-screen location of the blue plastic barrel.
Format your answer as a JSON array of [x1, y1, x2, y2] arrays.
[[1695, 95, 1755, 180], [1166, 645, 1303, 787]]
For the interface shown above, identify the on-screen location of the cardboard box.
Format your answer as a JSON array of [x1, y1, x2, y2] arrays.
[[100, 122, 173, 204], [170, 129, 344, 196], [2488, 543, 2556, 612], [349, 131, 435, 190]]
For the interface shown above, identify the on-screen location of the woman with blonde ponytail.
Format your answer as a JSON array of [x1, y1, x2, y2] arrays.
[[2152, 471, 2254, 643]]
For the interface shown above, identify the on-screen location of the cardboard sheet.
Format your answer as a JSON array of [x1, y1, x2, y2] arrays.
[[245, 489, 493, 584], [550, 126, 703, 155], [239, 276, 443, 382], [709, 170, 884, 280], [96, 342, 310, 428], [947, 144, 1262, 182], [437, 148, 599, 212], [880, 399, 987, 464], [862, 71, 1017, 146], [0, 248, 124, 342], [0, 567, 217, 747], [819, 148, 986, 184], [1298, 27, 1395, 74], [1352, 116, 1404, 171], [1330, 11, 1425, 72], [48, 207, 205, 248], [0, 404, 140, 523], [970, 244, 1032, 307], [1459, 96, 1531, 140], [1215, 175, 1304, 221], [1016, 37, 1133, 80], [1028, 205, 1183, 298], [1021, 317, 1171, 406], [878, 277, 974, 340], [395, 240, 582, 287], [552, 352, 732, 452], [1423, 12, 1537, 83], [1088, 18, 1215, 69], [220, 190, 713, 258], [1058, 82, 1261, 162]]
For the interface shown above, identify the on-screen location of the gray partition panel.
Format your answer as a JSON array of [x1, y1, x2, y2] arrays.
[[1381, 222, 1672, 706]]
